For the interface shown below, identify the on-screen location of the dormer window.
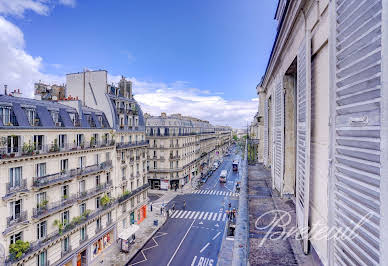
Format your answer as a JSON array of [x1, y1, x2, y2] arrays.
[[24, 108, 36, 126], [0, 106, 11, 125], [98, 115, 103, 127], [69, 113, 78, 126], [51, 111, 59, 125]]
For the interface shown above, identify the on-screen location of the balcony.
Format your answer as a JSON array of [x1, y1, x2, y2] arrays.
[[0, 141, 115, 161], [116, 140, 149, 150], [3, 179, 28, 199], [6, 210, 28, 227], [118, 183, 150, 203], [6, 201, 116, 264], [79, 234, 89, 244], [33, 160, 112, 188], [33, 195, 77, 219], [61, 245, 72, 258], [77, 180, 113, 201], [95, 225, 103, 234]]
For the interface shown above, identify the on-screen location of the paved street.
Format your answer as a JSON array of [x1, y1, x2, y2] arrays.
[[127, 147, 240, 266]]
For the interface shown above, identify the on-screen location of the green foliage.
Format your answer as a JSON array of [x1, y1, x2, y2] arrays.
[[100, 194, 111, 206], [9, 240, 30, 259], [53, 219, 64, 234], [232, 135, 238, 141]]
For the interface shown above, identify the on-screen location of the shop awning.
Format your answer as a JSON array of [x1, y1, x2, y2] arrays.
[[118, 225, 139, 240]]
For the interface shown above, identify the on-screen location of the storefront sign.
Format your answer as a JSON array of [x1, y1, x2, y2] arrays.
[[160, 180, 169, 190]]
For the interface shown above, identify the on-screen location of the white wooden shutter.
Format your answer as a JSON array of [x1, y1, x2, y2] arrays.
[[263, 98, 269, 167], [296, 33, 311, 254], [273, 79, 284, 194], [331, 0, 385, 265]]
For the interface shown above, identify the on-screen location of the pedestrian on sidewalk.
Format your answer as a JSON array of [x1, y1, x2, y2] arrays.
[[160, 206, 163, 215], [175, 184, 177, 192], [150, 203, 153, 212], [183, 200, 186, 210], [172, 203, 175, 212]]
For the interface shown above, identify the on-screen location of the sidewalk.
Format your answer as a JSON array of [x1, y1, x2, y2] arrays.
[[92, 181, 197, 265], [248, 163, 321, 265], [90, 207, 167, 266]]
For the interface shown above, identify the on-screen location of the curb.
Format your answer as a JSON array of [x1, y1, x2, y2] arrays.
[[216, 215, 232, 266], [231, 140, 249, 266], [126, 216, 168, 264]]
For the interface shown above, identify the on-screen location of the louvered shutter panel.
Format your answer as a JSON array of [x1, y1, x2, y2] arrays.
[[264, 98, 269, 167], [273, 79, 284, 193], [331, 0, 384, 265], [296, 33, 311, 254]]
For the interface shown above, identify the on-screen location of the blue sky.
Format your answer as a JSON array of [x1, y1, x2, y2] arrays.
[[0, 0, 278, 128]]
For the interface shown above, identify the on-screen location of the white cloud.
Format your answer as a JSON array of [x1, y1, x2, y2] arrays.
[[0, 0, 49, 17], [58, 0, 76, 7], [0, 0, 76, 17], [122, 78, 258, 128], [0, 16, 64, 97]]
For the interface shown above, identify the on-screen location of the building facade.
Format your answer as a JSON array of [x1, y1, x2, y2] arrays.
[[145, 113, 231, 190], [0, 70, 149, 265], [257, 0, 388, 265]]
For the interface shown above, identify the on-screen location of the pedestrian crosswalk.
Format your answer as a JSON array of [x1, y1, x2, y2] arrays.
[[193, 190, 239, 197], [171, 210, 227, 222]]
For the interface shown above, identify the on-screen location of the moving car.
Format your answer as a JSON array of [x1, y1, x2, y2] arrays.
[[220, 170, 227, 183], [213, 162, 219, 170], [232, 160, 239, 171]]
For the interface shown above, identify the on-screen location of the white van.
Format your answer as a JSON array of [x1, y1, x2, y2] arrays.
[[213, 162, 219, 170], [219, 170, 227, 183]]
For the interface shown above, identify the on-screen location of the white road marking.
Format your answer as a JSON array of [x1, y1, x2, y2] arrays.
[[198, 212, 204, 219], [167, 220, 195, 266], [203, 212, 209, 220], [191, 256, 197, 266], [212, 213, 217, 221], [184, 211, 192, 219], [222, 213, 226, 221], [200, 242, 210, 253], [194, 212, 200, 219], [208, 213, 213, 220], [212, 232, 221, 240], [178, 211, 187, 219], [128, 232, 168, 266], [217, 213, 222, 221], [171, 210, 180, 218], [189, 211, 196, 219]]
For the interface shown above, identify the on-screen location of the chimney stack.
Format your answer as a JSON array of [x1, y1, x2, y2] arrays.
[[4, 85, 7, 95]]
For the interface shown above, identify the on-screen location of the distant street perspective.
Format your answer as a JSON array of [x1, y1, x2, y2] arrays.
[[128, 146, 240, 266], [1, 0, 388, 266]]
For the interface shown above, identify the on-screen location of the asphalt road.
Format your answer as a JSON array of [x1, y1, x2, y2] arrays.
[[127, 146, 240, 266]]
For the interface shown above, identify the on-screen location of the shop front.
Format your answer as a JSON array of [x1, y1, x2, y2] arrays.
[[76, 249, 87, 266], [130, 211, 135, 225], [170, 179, 179, 190], [160, 179, 169, 190], [137, 205, 147, 224], [149, 179, 160, 189], [91, 229, 114, 261]]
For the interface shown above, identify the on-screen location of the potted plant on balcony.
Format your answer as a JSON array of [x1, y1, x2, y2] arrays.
[[100, 194, 111, 207], [9, 240, 30, 260], [50, 138, 59, 152], [38, 199, 48, 210], [53, 219, 64, 235], [83, 209, 91, 218], [90, 136, 96, 148]]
